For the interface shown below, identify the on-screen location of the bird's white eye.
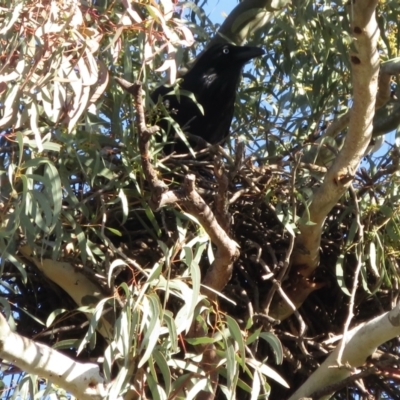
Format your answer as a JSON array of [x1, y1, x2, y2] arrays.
[[222, 47, 229, 54]]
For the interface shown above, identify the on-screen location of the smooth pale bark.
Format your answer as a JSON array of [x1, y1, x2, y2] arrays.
[[293, 0, 380, 274], [18, 245, 114, 341], [268, 0, 380, 321], [289, 302, 400, 400], [0, 313, 112, 400]]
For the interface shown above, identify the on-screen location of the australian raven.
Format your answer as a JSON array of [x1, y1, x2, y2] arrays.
[[151, 43, 264, 154]]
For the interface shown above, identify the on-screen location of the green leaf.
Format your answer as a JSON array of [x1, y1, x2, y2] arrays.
[[108, 365, 128, 399], [153, 349, 172, 396], [107, 259, 127, 287], [138, 294, 162, 367], [52, 339, 80, 350], [105, 227, 122, 236], [186, 378, 208, 400], [251, 370, 261, 400], [146, 260, 163, 283], [163, 311, 178, 353], [226, 315, 246, 368], [5, 253, 27, 284], [0, 297, 11, 319], [185, 336, 215, 345], [259, 332, 283, 365], [77, 297, 109, 355], [46, 309, 67, 328], [15, 305, 45, 326], [147, 371, 167, 400], [118, 189, 129, 225], [336, 254, 351, 296], [246, 358, 289, 388], [369, 241, 380, 278], [246, 326, 262, 346], [30, 190, 52, 233]]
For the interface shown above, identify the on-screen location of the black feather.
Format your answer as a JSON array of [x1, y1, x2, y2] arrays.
[[151, 43, 264, 154]]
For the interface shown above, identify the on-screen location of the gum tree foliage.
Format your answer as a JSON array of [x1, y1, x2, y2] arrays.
[[0, 0, 400, 399]]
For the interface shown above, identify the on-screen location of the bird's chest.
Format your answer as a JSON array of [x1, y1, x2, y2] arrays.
[[197, 71, 238, 108]]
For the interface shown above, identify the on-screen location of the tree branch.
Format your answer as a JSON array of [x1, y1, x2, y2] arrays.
[[18, 245, 114, 341], [0, 313, 111, 400], [302, 56, 398, 165], [289, 302, 400, 399], [293, 0, 380, 275], [213, 0, 291, 46]]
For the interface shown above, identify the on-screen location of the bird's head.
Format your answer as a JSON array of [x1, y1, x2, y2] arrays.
[[191, 43, 265, 74]]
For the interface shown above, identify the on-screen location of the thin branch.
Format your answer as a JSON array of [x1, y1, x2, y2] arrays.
[[214, 155, 230, 232], [336, 185, 363, 364], [263, 153, 300, 316], [0, 313, 111, 400], [308, 365, 378, 399], [289, 302, 400, 400], [114, 77, 168, 209]]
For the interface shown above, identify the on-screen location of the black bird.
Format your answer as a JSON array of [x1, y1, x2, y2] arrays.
[[151, 43, 264, 154]]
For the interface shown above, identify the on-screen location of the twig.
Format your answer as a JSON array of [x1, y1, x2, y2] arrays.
[[230, 140, 245, 181], [115, 78, 168, 208], [214, 155, 230, 232], [183, 174, 239, 301], [337, 184, 363, 365], [308, 365, 378, 400], [78, 171, 126, 206]]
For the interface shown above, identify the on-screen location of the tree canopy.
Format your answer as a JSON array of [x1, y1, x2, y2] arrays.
[[1, 0, 400, 399]]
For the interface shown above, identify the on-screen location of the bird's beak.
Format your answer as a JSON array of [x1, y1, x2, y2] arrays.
[[235, 46, 265, 62]]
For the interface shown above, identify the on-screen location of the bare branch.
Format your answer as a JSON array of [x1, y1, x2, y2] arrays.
[[182, 174, 239, 299], [213, 0, 291, 46], [336, 186, 363, 365], [289, 302, 400, 399], [0, 314, 111, 400], [114, 77, 168, 209], [18, 245, 114, 341]]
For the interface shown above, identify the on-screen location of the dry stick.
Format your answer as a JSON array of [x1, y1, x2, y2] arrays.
[[130, 82, 169, 205], [33, 321, 90, 339], [251, 255, 302, 321], [117, 81, 203, 206], [287, 155, 309, 354], [230, 140, 245, 180], [214, 155, 230, 232], [115, 78, 187, 209], [336, 185, 364, 365], [308, 365, 378, 400], [183, 174, 239, 301], [121, 80, 239, 288]]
